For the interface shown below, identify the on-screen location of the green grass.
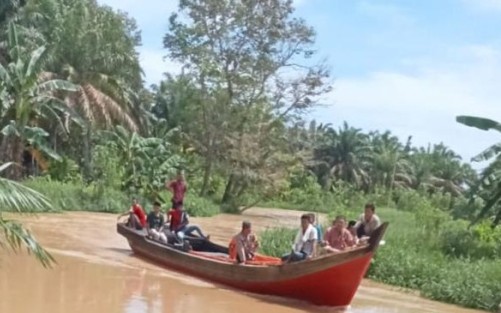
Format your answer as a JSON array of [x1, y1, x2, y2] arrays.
[[259, 206, 501, 312]]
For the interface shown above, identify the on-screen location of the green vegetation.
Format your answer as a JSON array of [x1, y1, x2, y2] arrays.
[[1, 0, 500, 311]]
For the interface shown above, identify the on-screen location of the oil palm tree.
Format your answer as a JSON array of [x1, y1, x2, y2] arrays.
[[0, 162, 54, 267]]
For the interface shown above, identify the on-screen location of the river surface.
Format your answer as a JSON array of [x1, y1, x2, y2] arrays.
[[0, 208, 485, 313]]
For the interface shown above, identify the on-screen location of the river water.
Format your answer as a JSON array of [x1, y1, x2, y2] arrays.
[[0, 209, 485, 313]]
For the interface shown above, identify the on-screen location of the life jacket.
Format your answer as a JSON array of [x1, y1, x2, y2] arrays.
[[228, 236, 237, 260]]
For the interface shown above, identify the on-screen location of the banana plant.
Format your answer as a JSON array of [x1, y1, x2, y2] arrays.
[[0, 22, 77, 179], [457, 115, 501, 227]]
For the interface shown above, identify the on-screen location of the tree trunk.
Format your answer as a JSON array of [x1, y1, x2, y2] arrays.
[[221, 172, 236, 204], [0, 135, 25, 180], [82, 127, 93, 182], [199, 152, 213, 197]]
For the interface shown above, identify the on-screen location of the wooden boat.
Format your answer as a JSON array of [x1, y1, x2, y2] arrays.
[[117, 222, 388, 307]]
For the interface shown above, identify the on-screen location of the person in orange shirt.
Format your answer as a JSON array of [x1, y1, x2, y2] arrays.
[[229, 221, 257, 264]]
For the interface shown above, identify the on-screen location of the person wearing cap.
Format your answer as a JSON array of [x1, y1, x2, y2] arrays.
[[228, 221, 257, 264]]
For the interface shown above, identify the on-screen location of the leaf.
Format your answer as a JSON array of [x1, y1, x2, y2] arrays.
[[36, 79, 78, 94], [471, 143, 501, 162], [1, 121, 20, 137], [25, 46, 47, 78], [456, 115, 501, 133]]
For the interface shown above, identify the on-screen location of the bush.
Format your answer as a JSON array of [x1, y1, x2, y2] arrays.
[[22, 177, 129, 213], [259, 227, 296, 257], [439, 221, 501, 260]]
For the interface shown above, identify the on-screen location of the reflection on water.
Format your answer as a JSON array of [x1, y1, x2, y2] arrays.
[[0, 210, 486, 313]]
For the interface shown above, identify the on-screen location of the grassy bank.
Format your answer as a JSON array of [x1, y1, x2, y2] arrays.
[[260, 206, 501, 312], [20, 177, 220, 217]]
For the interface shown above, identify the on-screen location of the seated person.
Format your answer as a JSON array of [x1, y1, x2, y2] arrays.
[[167, 205, 210, 240], [347, 220, 359, 245], [146, 201, 167, 243], [229, 221, 257, 264], [322, 215, 356, 253], [118, 198, 147, 230], [308, 213, 323, 243], [355, 203, 381, 238], [281, 214, 317, 263]]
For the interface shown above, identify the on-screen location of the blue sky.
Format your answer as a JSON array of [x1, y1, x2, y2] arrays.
[[98, 0, 501, 168]]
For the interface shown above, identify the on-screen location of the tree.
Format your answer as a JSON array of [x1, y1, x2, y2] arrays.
[[164, 0, 331, 206], [457, 115, 501, 226], [0, 22, 76, 179], [0, 162, 55, 267], [19, 0, 143, 178]]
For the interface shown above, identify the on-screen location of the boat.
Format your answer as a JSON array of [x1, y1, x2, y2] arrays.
[[117, 222, 388, 307]]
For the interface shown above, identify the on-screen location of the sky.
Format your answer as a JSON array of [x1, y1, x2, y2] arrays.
[[98, 0, 501, 168]]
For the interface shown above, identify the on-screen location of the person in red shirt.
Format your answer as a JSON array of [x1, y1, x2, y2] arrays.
[[118, 198, 147, 230], [165, 171, 187, 209], [167, 205, 209, 240]]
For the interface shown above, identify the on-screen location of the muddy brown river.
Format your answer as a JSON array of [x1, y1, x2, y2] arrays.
[[0, 209, 485, 313]]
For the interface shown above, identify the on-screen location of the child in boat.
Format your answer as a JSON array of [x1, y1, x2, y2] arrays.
[[322, 215, 356, 253], [117, 198, 147, 231], [146, 201, 167, 243], [308, 213, 323, 243], [229, 221, 256, 264]]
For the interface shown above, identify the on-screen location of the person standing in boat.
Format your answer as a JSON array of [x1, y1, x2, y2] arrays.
[[146, 201, 168, 243], [281, 214, 317, 263], [165, 170, 187, 209], [167, 205, 210, 240], [354, 203, 381, 238], [117, 198, 147, 230], [229, 221, 257, 264], [322, 215, 355, 253]]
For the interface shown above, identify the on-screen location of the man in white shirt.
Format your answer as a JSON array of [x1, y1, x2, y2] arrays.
[[281, 214, 318, 263], [355, 203, 381, 238]]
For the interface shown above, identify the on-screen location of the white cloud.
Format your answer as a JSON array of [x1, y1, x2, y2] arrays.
[[312, 45, 501, 167]]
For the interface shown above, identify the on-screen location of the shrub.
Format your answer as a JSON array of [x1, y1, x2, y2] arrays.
[[22, 177, 129, 213], [259, 227, 296, 257], [439, 221, 501, 260]]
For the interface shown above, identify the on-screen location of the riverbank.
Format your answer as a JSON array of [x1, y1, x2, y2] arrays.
[[1, 210, 488, 313]]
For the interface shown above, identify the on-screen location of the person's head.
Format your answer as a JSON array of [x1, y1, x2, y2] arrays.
[[347, 220, 357, 229], [175, 204, 183, 211], [241, 221, 252, 236], [132, 197, 138, 205], [176, 170, 185, 181], [333, 215, 347, 230], [153, 201, 161, 213], [300, 214, 311, 229], [364, 203, 376, 220], [308, 213, 316, 224]]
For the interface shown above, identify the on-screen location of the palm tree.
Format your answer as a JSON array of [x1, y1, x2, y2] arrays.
[[0, 162, 54, 267], [457, 115, 501, 226], [312, 122, 372, 190], [0, 22, 76, 179]]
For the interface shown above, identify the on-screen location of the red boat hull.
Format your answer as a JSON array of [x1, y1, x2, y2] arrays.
[[130, 242, 373, 307]]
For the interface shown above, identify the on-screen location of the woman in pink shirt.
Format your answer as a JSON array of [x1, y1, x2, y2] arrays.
[[322, 215, 356, 253]]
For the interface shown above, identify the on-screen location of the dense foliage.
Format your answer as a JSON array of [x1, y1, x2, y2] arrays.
[[0, 0, 500, 311]]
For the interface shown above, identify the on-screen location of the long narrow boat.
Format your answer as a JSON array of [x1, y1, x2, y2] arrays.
[[117, 222, 388, 308]]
